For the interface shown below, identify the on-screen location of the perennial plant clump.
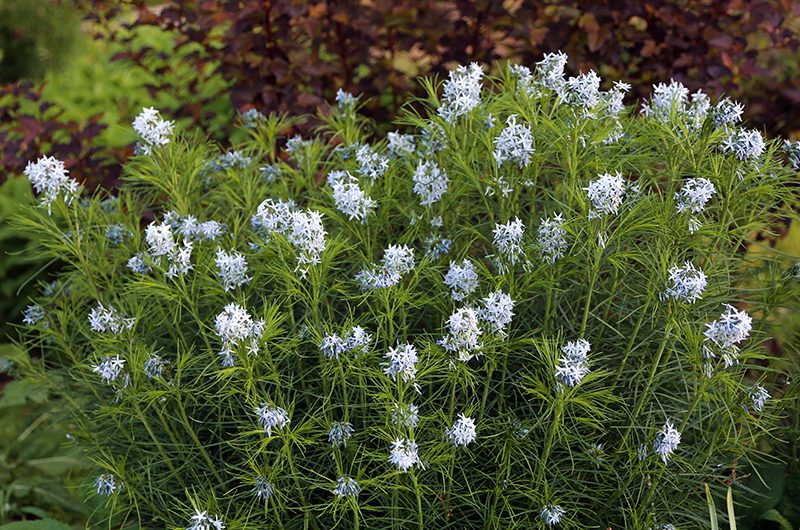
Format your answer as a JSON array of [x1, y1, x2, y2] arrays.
[[15, 54, 797, 529]]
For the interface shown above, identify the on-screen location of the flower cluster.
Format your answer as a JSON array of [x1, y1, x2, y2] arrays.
[[438, 307, 483, 362], [355, 144, 389, 181], [94, 473, 123, 496], [252, 476, 275, 501], [438, 62, 484, 123], [446, 413, 477, 447], [214, 303, 265, 366], [537, 213, 568, 263], [443, 259, 479, 301], [333, 476, 361, 498], [540, 504, 565, 526], [255, 403, 291, 437], [329, 170, 376, 223], [721, 128, 765, 161], [132, 107, 174, 155], [92, 355, 127, 386], [251, 199, 327, 272], [187, 510, 225, 530], [747, 384, 770, 413], [703, 304, 753, 370], [555, 339, 591, 389], [356, 244, 415, 290], [493, 115, 534, 168], [143, 354, 167, 379], [328, 420, 355, 447], [412, 160, 448, 206], [493, 218, 526, 266], [336, 89, 359, 113], [144, 221, 194, 278], [663, 262, 707, 303], [585, 172, 627, 219], [23, 305, 47, 327], [478, 291, 515, 334], [320, 326, 372, 360], [391, 402, 420, 429], [24, 156, 81, 213], [388, 438, 422, 471], [215, 248, 251, 291], [164, 211, 226, 241], [387, 131, 415, 157], [653, 419, 681, 464], [383, 343, 419, 383], [88, 303, 135, 334]]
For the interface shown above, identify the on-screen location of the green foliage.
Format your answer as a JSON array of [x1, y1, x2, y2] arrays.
[[14, 61, 800, 529], [0, 177, 50, 339], [0, 0, 81, 83], [0, 345, 88, 526]]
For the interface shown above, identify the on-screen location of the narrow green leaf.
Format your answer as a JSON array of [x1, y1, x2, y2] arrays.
[[726, 487, 737, 530], [706, 483, 719, 530]]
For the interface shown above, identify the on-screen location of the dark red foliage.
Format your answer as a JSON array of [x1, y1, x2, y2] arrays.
[[0, 82, 127, 187], [102, 0, 800, 138]]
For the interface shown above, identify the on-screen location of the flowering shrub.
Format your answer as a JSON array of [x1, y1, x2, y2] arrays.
[[16, 54, 797, 529]]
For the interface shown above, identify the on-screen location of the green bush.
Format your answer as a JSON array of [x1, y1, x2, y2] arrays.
[[15, 55, 799, 529]]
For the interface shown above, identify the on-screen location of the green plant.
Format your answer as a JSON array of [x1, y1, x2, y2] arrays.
[[14, 56, 799, 529], [0, 344, 88, 526]]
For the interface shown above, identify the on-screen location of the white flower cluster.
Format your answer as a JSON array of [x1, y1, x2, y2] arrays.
[[144, 221, 194, 278], [94, 473, 123, 496], [255, 403, 290, 437], [209, 150, 252, 171], [355, 244, 415, 290], [493, 115, 534, 168], [92, 355, 127, 385], [663, 262, 707, 303], [675, 177, 716, 233], [88, 302, 135, 334], [383, 343, 419, 383], [23, 305, 47, 327], [336, 89, 358, 113], [653, 419, 681, 464], [143, 354, 167, 379], [252, 199, 327, 272], [187, 509, 225, 530], [388, 438, 422, 472], [747, 384, 770, 413], [164, 211, 226, 242], [412, 160, 448, 206], [320, 326, 372, 360], [333, 476, 361, 498], [387, 131, 415, 157], [493, 218, 526, 266], [214, 303, 265, 366], [540, 504, 565, 526], [537, 213, 568, 263], [355, 144, 389, 181], [132, 107, 174, 155], [24, 156, 81, 213], [585, 171, 630, 219], [478, 291, 515, 334], [215, 248, 251, 291], [712, 98, 744, 127], [286, 135, 313, 163], [640, 81, 710, 133], [439, 307, 483, 362], [783, 139, 800, 169], [438, 62, 484, 123], [446, 413, 477, 447], [562, 70, 602, 113], [252, 476, 275, 501], [703, 304, 753, 371], [721, 128, 765, 161], [391, 402, 420, 429], [329, 170, 376, 223], [328, 420, 355, 447], [127, 253, 149, 274], [243, 108, 265, 128], [106, 224, 130, 245], [555, 339, 591, 389], [443, 259, 479, 301]]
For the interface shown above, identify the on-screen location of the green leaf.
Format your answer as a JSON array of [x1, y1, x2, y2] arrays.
[[726, 487, 737, 530], [0, 520, 72, 530], [758, 509, 793, 530], [707, 483, 719, 530]]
